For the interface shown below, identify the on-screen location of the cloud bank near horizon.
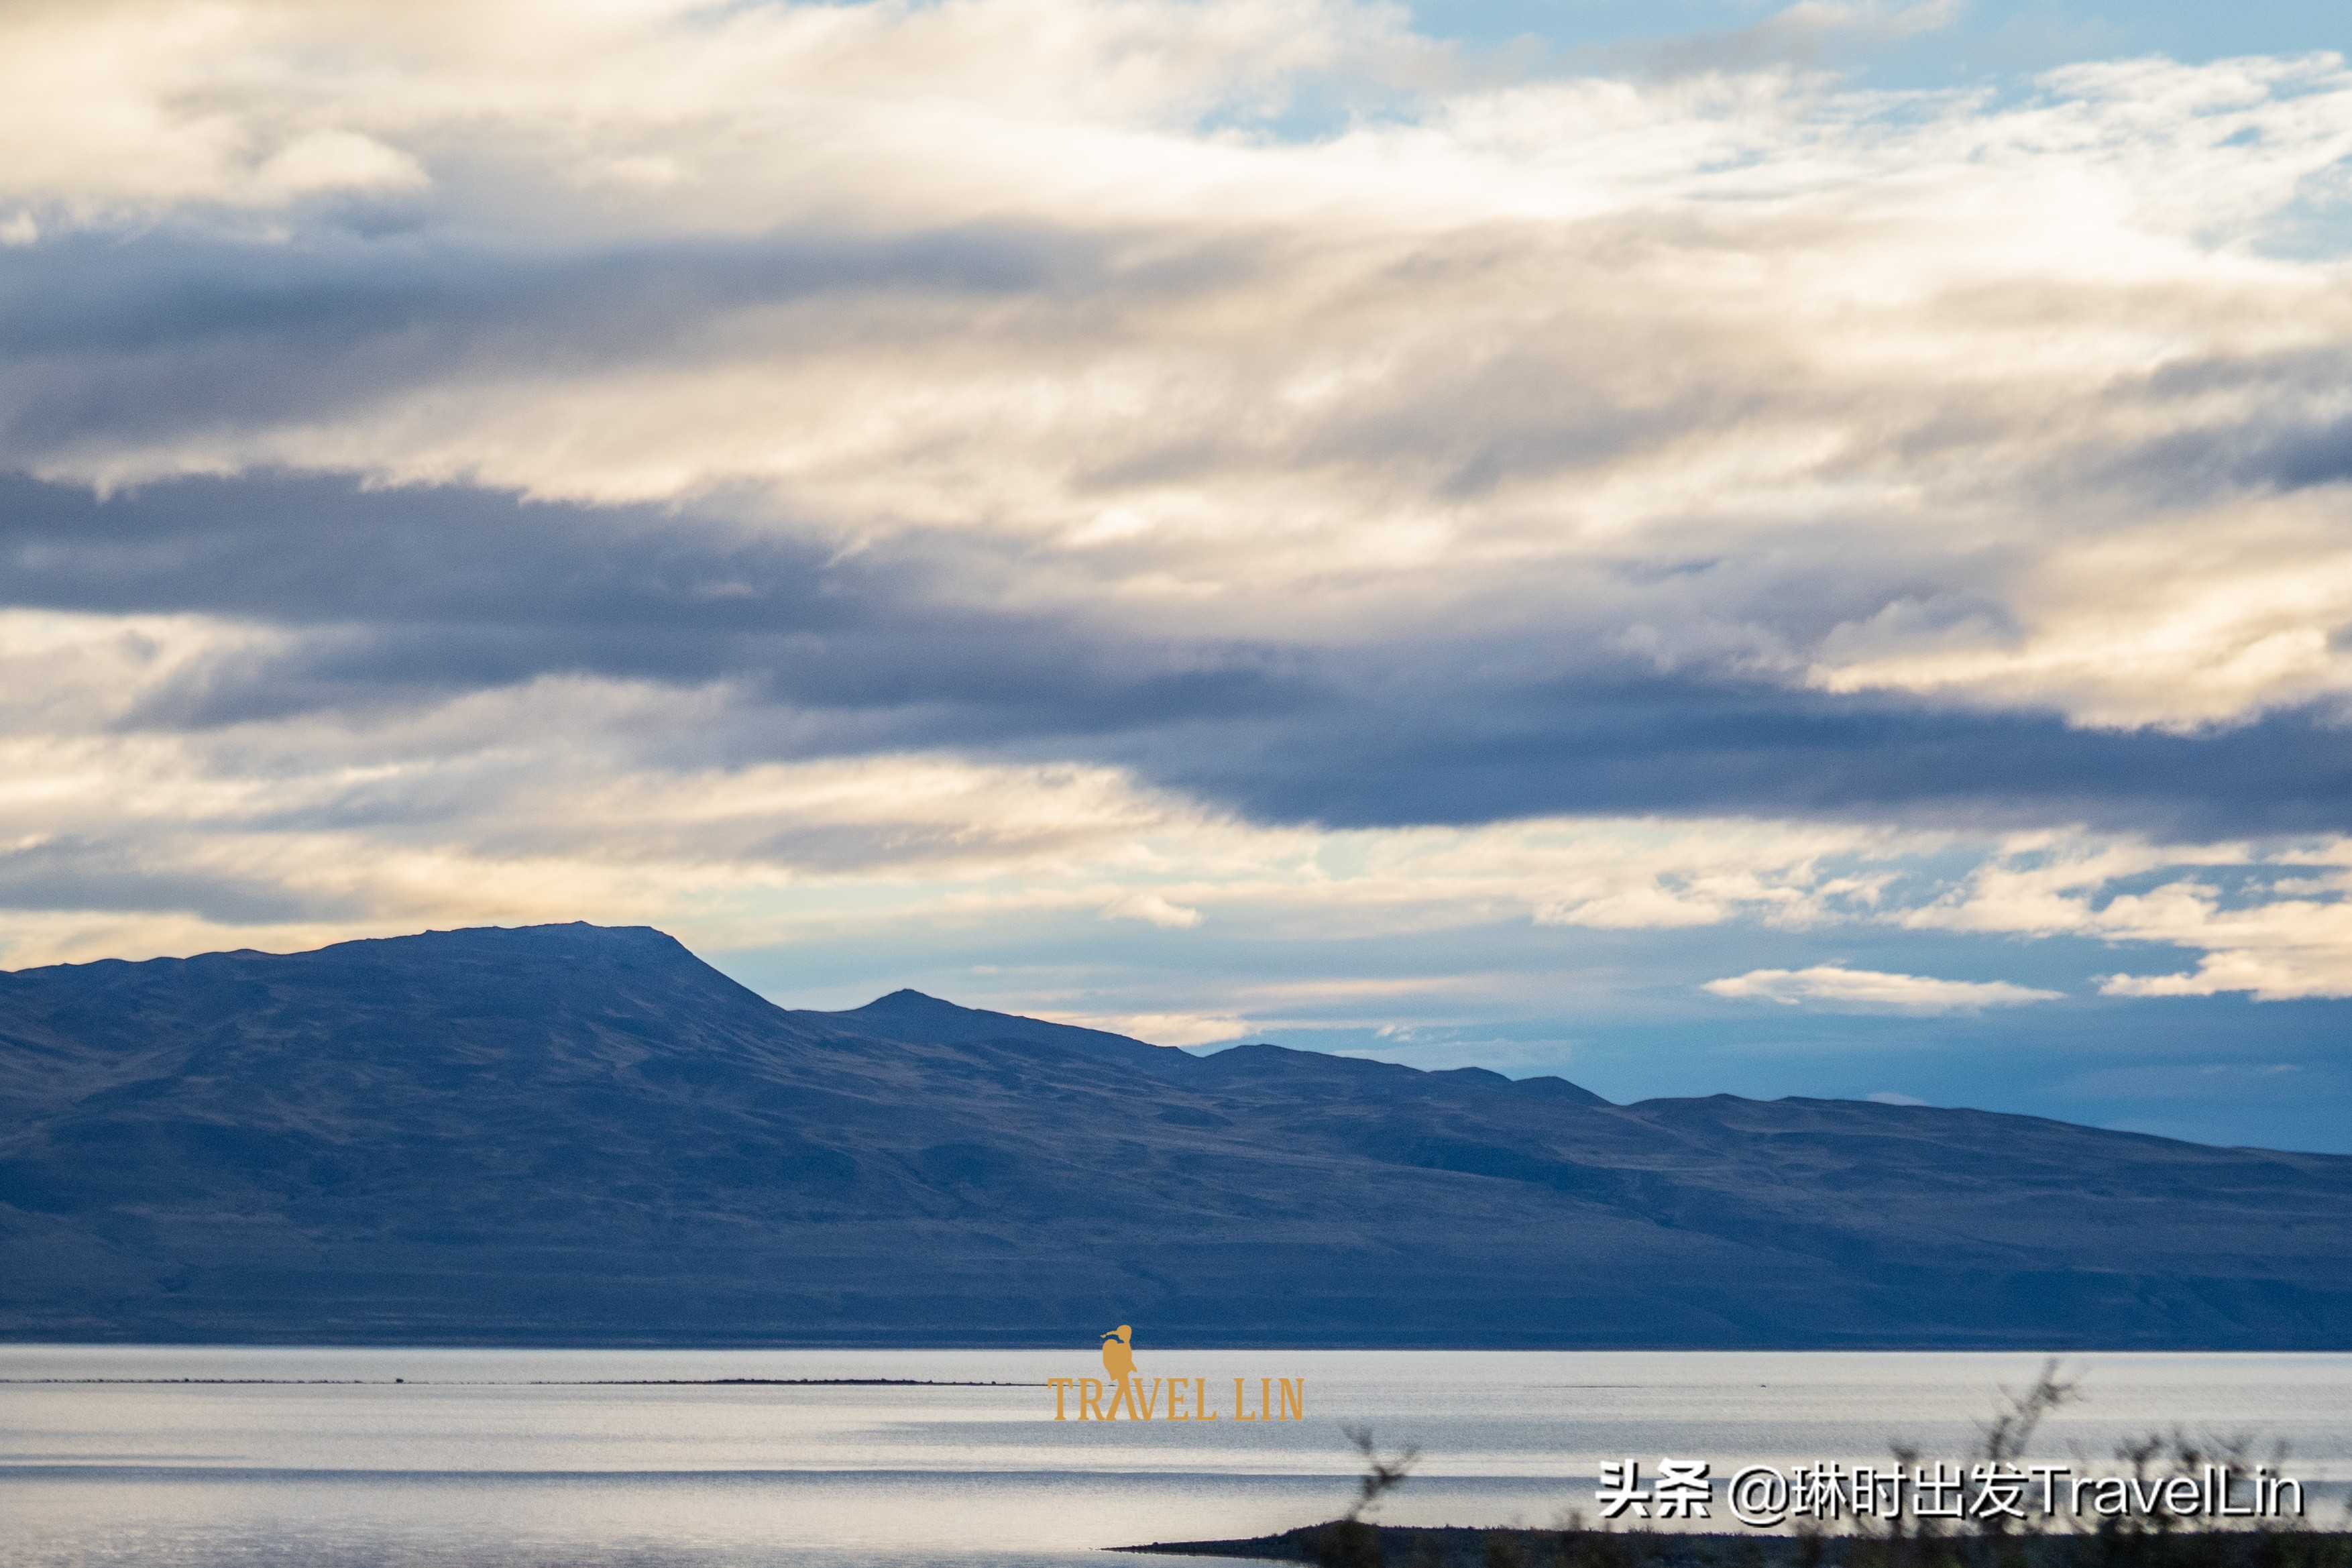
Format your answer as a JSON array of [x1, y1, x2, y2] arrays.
[[1702, 964, 2065, 1014], [4, 0, 2352, 1145]]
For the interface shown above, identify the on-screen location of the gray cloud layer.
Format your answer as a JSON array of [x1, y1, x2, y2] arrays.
[[9, 471, 2352, 842]]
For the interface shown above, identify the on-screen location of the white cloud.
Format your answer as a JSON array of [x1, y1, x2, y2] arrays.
[[0, 0, 1427, 221], [1866, 1090, 1929, 1105], [1046, 1009, 1250, 1046], [1907, 837, 2352, 999], [1703, 964, 2065, 1013], [1101, 891, 1202, 928]]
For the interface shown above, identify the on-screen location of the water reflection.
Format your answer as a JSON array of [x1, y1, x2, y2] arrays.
[[4, 1348, 2347, 1567]]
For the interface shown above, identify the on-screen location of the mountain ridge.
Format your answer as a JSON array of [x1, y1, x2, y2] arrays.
[[3, 921, 2348, 1348]]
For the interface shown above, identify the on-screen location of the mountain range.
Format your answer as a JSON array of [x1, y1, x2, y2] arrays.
[[3, 921, 2348, 1347]]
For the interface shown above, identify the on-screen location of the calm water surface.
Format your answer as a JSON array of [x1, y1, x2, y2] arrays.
[[3, 1347, 2348, 1567]]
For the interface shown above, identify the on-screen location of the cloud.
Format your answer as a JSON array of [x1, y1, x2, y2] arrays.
[[0, 620, 1929, 961], [0, 0, 1424, 221], [1, 11, 2351, 746], [1650, 0, 1961, 74], [1101, 891, 1202, 927], [19, 474, 2352, 848], [0, 1, 429, 216], [1866, 1090, 1929, 1105], [7, 1, 2352, 1067], [1905, 838, 2352, 1000], [14, 471, 2352, 1001], [1047, 1009, 1249, 1046], [1703, 965, 2065, 1013]]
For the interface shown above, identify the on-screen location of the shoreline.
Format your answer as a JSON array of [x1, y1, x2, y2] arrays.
[[1116, 1522, 2352, 1568]]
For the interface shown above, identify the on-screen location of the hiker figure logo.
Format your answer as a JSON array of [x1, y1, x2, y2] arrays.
[[1046, 1325, 1306, 1422]]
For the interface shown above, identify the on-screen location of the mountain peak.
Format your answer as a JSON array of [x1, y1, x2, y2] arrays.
[[805, 987, 1192, 1076], [4, 920, 699, 981], [830, 986, 1128, 1044], [363, 921, 691, 954], [860, 987, 958, 1012]]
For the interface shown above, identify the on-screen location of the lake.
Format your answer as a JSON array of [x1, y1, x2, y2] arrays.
[[4, 1347, 2348, 1567]]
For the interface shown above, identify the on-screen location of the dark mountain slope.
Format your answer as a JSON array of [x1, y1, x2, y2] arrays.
[[1, 922, 2347, 1347]]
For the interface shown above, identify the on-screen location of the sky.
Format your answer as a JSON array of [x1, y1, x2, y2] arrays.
[[3, 0, 2351, 1152]]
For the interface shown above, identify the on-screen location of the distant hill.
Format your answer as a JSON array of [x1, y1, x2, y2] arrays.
[[2, 921, 2348, 1347]]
